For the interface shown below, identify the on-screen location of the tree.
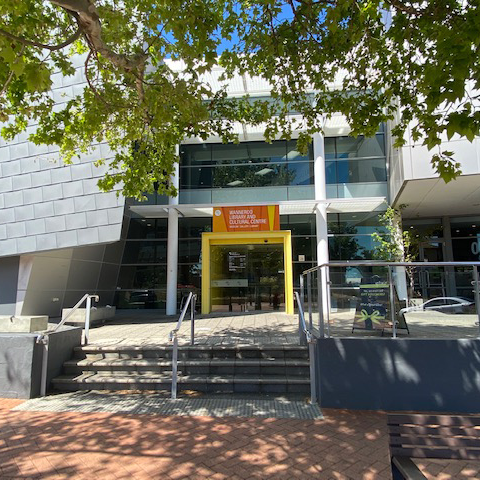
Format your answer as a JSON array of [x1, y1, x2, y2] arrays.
[[372, 204, 436, 298], [1, 1, 479, 198]]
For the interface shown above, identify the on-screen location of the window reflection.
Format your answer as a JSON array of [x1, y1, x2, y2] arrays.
[[180, 140, 314, 189], [325, 133, 387, 185]]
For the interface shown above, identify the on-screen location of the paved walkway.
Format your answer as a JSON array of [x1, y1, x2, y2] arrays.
[[59, 309, 479, 348], [2, 398, 480, 479], [13, 392, 322, 420], [84, 311, 299, 346], [1, 398, 391, 479]]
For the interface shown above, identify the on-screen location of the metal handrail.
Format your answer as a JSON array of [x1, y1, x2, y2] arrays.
[[302, 261, 480, 274], [301, 261, 480, 339], [294, 291, 318, 405], [36, 293, 99, 397], [169, 291, 197, 400], [51, 293, 99, 343]]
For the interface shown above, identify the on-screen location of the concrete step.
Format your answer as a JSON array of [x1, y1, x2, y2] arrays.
[[73, 344, 309, 361], [63, 358, 310, 376], [52, 373, 311, 394]]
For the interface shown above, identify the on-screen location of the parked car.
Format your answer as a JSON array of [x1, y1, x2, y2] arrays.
[[399, 297, 474, 317]]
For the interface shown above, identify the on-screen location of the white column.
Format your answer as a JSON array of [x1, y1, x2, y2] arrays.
[[313, 133, 328, 267], [166, 154, 180, 316], [313, 132, 329, 332]]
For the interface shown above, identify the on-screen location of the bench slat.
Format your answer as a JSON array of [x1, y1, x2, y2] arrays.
[[388, 414, 480, 427], [390, 446, 480, 460], [388, 425, 480, 437], [390, 435, 480, 448], [392, 456, 426, 480]]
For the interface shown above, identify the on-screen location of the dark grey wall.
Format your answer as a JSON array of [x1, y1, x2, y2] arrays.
[[46, 327, 82, 388], [317, 338, 480, 413], [0, 327, 81, 399], [0, 334, 42, 398], [0, 256, 19, 315]]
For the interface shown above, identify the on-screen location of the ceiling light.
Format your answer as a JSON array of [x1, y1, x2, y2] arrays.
[[227, 180, 244, 186], [255, 168, 274, 176]]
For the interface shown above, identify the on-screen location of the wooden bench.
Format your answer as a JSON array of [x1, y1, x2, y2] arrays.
[[387, 413, 480, 479]]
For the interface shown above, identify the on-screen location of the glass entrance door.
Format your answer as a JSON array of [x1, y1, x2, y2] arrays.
[[210, 243, 285, 312]]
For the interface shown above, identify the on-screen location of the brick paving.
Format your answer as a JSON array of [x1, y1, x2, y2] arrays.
[[1, 398, 392, 479], [1, 398, 479, 479]]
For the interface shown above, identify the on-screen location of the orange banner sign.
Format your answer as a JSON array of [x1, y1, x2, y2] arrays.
[[213, 205, 280, 232]]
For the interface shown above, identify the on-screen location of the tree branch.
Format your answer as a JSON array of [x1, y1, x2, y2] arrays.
[[0, 24, 81, 51], [384, 0, 424, 16], [49, 0, 147, 73]]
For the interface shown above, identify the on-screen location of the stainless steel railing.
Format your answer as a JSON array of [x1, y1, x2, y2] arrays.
[[301, 261, 480, 339], [294, 291, 318, 405], [169, 292, 197, 400], [36, 293, 99, 397]]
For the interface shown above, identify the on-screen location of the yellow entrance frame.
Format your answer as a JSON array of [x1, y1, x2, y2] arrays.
[[201, 231, 293, 314]]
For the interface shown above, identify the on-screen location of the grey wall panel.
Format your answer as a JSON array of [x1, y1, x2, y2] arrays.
[[0, 328, 81, 398], [0, 334, 41, 398], [0, 53, 126, 258], [0, 256, 19, 314], [46, 327, 82, 388], [317, 338, 480, 413]]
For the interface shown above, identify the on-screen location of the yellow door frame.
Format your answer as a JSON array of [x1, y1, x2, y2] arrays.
[[201, 231, 293, 314]]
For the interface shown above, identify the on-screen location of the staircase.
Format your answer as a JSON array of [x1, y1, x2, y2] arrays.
[[52, 344, 310, 395]]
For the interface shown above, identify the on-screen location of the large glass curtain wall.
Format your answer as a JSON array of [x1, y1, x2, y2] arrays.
[[114, 212, 387, 309], [180, 140, 314, 189]]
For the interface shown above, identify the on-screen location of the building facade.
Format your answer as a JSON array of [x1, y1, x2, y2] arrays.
[[0, 57, 477, 317]]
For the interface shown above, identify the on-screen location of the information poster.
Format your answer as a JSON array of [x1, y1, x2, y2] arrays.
[[228, 251, 246, 272], [213, 205, 280, 232], [353, 284, 390, 330]]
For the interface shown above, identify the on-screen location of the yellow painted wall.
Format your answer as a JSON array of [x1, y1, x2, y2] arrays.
[[201, 231, 293, 314]]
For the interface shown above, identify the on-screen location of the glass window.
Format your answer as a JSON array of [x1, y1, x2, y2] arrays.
[[122, 241, 167, 264], [179, 239, 201, 263], [248, 142, 286, 163], [178, 264, 202, 289], [328, 235, 381, 260], [452, 238, 480, 261], [117, 265, 167, 289], [115, 289, 166, 309], [179, 218, 212, 238], [180, 140, 314, 189], [328, 212, 387, 235], [286, 140, 312, 162], [325, 138, 336, 160], [403, 219, 443, 238], [180, 166, 213, 189], [211, 143, 250, 164], [288, 162, 314, 185], [326, 161, 336, 183], [335, 158, 386, 183], [127, 217, 167, 239], [292, 236, 316, 262], [281, 215, 316, 236], [451, 216, 480, 238], [180, 143, 211, 166], [336, 135, 385, 159]]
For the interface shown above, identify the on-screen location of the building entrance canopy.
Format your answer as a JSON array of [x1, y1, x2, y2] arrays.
[[130, 197, 386, 218]]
